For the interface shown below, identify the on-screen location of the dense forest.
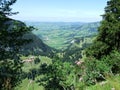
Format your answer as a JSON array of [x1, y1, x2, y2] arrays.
[[0, 0, 120, 90]]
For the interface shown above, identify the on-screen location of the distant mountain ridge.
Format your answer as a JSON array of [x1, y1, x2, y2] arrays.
[[25, 22, 100, 49]]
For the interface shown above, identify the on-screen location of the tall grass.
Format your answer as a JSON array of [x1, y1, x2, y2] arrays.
[[85, 75, 120, 90]]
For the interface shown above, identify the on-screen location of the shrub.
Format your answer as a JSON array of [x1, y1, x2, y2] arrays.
[[83, 57, 110, 85]]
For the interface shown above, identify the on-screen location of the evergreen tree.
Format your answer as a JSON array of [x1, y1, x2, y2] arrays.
[[84, 1, 120, 82], [86, 0, 120, 59], [0, 0, 33, 89], [0, 0, 18, 16]]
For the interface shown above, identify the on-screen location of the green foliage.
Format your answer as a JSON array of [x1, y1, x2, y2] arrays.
[[97, 0, 120, 50], [102, 51, 120, 74], [84, 51, 120, 86], [83, 57, 110, 85], [34, 57, 41, 64], [15, 79, 44, 90], [86, 75, 120, 90], [0, 18, 33, 89], [85, 1, 120, 85], [86, 41, 110, 59], [37, 59, 75, 90], [86, 0, 120, 59], [0, 0, 18, 16], [0, 1, 34, 89]]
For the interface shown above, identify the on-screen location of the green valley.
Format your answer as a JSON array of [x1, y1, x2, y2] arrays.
[[1, 0, 120, 90], [26, 22, 99, 49]]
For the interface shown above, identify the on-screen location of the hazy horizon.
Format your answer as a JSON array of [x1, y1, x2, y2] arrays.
[[10, 0, 108, 22], [24, 20, 100, 23]]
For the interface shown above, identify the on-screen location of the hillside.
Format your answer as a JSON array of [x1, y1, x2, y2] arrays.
[[26, 22, 100, 49], [3, 18, 56, 57], [21, 32, 55, 57], [62, 35, 95, 62]]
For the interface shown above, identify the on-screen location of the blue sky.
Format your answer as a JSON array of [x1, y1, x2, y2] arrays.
[[11, 0, 108, 22]]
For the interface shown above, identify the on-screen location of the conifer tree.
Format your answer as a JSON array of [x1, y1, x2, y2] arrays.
[[0, 0, 18, 16], [0, 0, 33, 89], [86, 0, 120, 59]]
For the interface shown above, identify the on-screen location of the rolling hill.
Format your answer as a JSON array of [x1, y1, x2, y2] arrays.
[[26, 22, 100, 49]]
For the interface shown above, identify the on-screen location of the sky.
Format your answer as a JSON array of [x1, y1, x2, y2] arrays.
[[10, 0, 108, 22]]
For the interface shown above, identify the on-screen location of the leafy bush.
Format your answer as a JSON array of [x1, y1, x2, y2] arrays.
[[83, 57, 110, 85], [102, 51, 120, 74], [37, 59, 75, 90], [34, 58, 41, 64], [86, 75, 120, 90]]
